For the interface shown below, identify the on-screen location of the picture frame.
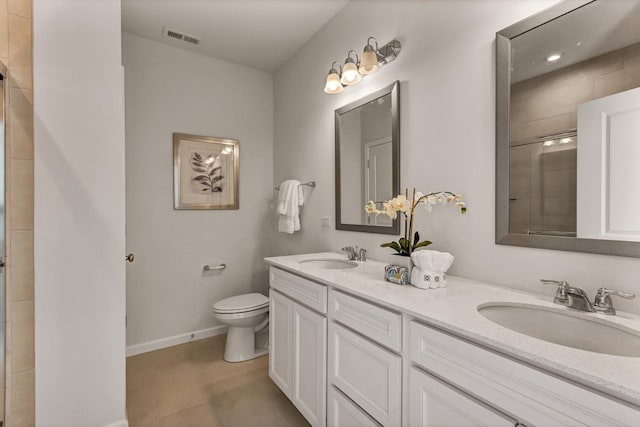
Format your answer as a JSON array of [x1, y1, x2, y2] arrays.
[[173, 133, 239, 210]]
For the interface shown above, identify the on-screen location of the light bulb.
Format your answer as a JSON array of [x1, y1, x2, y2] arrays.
[[340, 61, 361, 85], [324, 71, 343, 94], [359, 47, 379, 75]]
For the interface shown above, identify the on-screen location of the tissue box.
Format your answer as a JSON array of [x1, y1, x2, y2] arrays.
[[384, 265, 410, 285]]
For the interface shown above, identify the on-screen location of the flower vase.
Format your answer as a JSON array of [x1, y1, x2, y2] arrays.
[[392, 255, 413, 272]]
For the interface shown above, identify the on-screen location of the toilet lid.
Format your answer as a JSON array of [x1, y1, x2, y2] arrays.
[[213, 293, 269, 313]]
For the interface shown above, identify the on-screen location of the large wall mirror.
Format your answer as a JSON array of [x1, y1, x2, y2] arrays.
[[335, 81, 400, 235], [496, 0, 640, 257]]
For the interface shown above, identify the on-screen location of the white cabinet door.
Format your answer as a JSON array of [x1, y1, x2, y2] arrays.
[[292, 302, 327, 427], [329, 323, 401, 427], [410, 367, 514, 427], [328, 386, 381, 427], [269, 291, 293, 397]]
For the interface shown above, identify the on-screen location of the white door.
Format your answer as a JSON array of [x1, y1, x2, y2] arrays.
[[409, 367, 515, 427], [364, 138, 393, 226], [269, 291, 293, 397], [577, 86, 640, 240], [292, 302, 327, 427]]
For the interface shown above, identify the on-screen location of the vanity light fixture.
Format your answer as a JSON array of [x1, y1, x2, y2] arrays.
[[341, 50, 362, 85], [324, 61, 344, 94], [324, 36, 401, 94], [545, 52, 562, 62]]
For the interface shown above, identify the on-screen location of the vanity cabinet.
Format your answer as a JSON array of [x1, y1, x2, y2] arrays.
[[269, 268, 327, 427], [410, 320, 640, 427], [328, 289, 402, 427], [266, 259, 640, 427]]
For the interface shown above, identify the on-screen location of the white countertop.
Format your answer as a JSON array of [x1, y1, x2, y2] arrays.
[[264, 252, 640, 407]]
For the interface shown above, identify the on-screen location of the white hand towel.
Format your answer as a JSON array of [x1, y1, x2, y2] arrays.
[[277, 180, 304, 234], [410, 250, 454, 289], [410, 250, 454, 272]]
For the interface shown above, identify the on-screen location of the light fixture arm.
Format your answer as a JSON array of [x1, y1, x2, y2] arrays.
[[367, 37, 379, 52], [330, 61, 342, 74], [346, 50, 360, 65]]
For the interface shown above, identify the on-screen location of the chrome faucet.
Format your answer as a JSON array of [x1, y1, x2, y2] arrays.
[[342, 246, 367, 261], [541, 279, 636, 315], [342, 246, 357, 260], [541, 279, 594, 312]]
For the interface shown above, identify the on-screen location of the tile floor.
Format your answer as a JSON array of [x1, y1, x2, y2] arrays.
[[126, 334, 310, 427]]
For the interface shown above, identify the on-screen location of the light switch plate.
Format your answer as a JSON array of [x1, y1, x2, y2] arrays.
[[320, 216, 331, 228]]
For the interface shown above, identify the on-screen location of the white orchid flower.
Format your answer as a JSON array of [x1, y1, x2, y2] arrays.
[[364, 200, 378, 214], [393, 195, 412, 213]]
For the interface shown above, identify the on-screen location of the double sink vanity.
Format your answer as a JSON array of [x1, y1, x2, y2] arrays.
[[265, 253, 640, 427]]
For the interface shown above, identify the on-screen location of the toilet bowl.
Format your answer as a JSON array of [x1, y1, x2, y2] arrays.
[[213, 293, 269, 362]]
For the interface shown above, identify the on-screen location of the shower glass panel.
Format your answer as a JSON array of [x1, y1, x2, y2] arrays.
[[509, 131, 577, 237]]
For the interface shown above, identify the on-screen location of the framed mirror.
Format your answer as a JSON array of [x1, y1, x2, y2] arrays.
[[335, 81, 400, 235], [496, 0, 640, 257]]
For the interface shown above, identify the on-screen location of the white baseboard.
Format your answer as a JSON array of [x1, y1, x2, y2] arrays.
[[126, 325, 228, 357], [102, 418, 128, 427]]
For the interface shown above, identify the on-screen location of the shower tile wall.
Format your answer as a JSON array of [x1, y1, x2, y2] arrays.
[[510, 42, 640, 143], [0, 0, 34, 425], [509, 42, 640, 236]]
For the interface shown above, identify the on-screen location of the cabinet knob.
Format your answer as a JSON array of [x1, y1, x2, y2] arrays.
[[125, 253, 135, 263]]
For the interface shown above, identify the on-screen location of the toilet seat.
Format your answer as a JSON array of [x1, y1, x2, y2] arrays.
[[213, 293, 269, 314]]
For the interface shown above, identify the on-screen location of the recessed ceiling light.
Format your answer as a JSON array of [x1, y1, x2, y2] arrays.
[[543, 140, 555, 147], [545, 53, 562, 62], [560, 138, 572, 144]]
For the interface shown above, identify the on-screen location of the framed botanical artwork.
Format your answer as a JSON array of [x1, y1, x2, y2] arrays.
[[173, 133, 239, 210]]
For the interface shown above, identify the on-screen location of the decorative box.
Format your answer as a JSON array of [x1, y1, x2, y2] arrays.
[[384, 265, 410, 285]]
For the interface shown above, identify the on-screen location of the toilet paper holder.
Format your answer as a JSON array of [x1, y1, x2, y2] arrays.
[[203, 263, 227, 271]]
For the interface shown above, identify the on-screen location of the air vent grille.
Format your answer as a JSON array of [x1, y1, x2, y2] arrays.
[[163, 27, 201, 46]]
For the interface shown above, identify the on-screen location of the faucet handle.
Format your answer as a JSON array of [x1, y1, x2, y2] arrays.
[[341, 246, 356, 260], [540, 279, 569, 287], [596, 288, 635, 300], [358, 248, 367, 261], [540, 279, 570, 305], [593, 287, 635, 315]]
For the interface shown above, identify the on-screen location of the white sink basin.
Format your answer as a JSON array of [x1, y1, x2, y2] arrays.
[[298, 258, 358, 269], [478, 303, 640, 357]]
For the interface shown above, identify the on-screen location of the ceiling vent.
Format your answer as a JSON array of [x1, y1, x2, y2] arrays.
[[162, 27, 200, 46]]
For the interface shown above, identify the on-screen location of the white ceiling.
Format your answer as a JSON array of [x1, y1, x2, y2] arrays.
[[121, 0, 349, 72], [511, 0, 640, 83]]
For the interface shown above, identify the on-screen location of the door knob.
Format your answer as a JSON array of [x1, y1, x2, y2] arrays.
[[125, 253, 135, 263]]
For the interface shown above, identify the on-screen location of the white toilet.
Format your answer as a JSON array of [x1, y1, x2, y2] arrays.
[[213, 293, 269, 362]]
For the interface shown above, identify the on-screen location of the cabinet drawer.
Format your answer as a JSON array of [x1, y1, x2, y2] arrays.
[[410, 321, 640, 427], [329, 289, 402, 352], [410, 367, 515, 427], [270, 267, 327, 313], [328, 386, 381, 427], [329, 322, 401, 427]]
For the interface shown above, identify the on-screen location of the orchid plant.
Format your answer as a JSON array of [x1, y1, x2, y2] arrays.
[[364, 188, 466, 257]]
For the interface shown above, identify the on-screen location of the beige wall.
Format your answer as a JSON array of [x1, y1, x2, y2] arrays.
[[0, 0, 34, 425]]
